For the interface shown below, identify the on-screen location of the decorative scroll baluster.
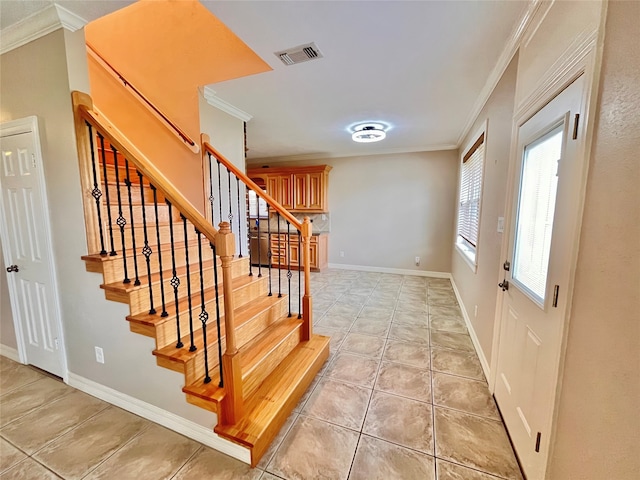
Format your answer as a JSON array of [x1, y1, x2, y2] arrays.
[[287, 221, 292, 317], [298, 232, 302, 319], [211, 242, 223, 387], [138, 172, 156, 315], [246, 188, 253, 277], [267, 203, 272, 297], [98, 133, 117, 256], [207, 153, 215, 225], [182, 215, 196, 352], [151, 185, 168, 317], [236, 177, 243, 258], [86, 123, 107, 256], [257, 206, 262, 278], [196, 231, 211, 384], [277, 213, 282, 298], [166, 201, 183, 348], [227, 168, 233, 232], [124, 160, 140, 286], [111, 147, 129, 283], [217, 159, 223, 223]]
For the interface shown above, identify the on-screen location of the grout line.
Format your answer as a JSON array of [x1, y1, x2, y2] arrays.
[[168, 445, 204, 480]]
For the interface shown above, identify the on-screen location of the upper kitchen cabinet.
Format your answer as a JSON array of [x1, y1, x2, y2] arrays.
[[248, 165, 332, 213]]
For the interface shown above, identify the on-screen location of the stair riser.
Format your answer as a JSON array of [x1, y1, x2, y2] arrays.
[[102, 181, 158, 205], [105, 221, 201, 253], [243, 324, 302, 400], [107, 203, 175, 225]]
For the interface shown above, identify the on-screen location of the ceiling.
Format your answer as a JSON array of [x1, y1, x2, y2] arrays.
[[1, 1, 529, 160]]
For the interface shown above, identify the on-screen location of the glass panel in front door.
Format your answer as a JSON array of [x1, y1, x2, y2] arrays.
[[512, 124, 564, 305]]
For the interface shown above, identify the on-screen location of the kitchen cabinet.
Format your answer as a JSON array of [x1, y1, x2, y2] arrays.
[[248, 165, 331, 213], [270, 233, 328, 272]]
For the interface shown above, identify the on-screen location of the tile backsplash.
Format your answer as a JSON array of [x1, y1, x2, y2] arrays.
[[268, 212, 331, 234]]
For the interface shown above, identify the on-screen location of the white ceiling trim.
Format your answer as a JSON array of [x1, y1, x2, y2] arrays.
[[247, 143, 459, 165], [203, 86, 253, 122], [455, 0, 544, 147], [0, 3, 87, 55]]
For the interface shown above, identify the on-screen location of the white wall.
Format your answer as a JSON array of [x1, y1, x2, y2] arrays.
[[0, 29, 214, 428], [250, 150, 458, 273]]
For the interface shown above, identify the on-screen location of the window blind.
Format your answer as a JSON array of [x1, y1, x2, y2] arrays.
[[457, 134, 485, 249]]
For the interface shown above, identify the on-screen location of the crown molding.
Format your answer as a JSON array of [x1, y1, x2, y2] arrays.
[[455, 0, 544, 147], [0, 3, 87, 55], [203, 86, 253, 122]]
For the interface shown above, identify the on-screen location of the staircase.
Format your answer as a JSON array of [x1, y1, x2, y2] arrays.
[[72, 92, 330, 466]]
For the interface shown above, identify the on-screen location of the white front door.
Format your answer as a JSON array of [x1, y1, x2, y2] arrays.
[[0, 117, 65, 378], [494, 76, 585, 479]]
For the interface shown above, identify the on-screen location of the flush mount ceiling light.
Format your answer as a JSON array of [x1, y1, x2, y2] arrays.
[[351, 123, 387, 143]]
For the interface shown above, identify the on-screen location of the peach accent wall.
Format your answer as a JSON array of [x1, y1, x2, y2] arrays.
[[548, 1, 640, 477], [85, 0, 271, 212]]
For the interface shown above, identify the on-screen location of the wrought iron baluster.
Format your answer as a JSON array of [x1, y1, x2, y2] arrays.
[[277, 213, 282, 298], [211, 242, 223, 387], [207, 153, 215, 225], [227, 168, 233, 232], [196, 231, 211, 384], [125, 160, 140, 286], [267, 203, 272, 297], [246, 187, 253, 277], [257, 206, 262, 278], [182, 215, 196, 352], [236, 177, 243, 258], [298, 231, 302, 319], [98, 133, 117, 256], [166, 201, 183, 348], [111, 146, 129, 283], [217, 159, 222, 223], [151, 185, 168, 317], [287, 221, 292, 317], [86, 123, 107, 256], [138, 171, 155, 315]]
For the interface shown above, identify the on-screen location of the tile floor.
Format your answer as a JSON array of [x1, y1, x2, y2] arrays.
[[0, 269, 522, 479]]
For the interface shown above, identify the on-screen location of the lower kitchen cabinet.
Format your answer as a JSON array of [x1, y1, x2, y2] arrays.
[[270, 233, 328, 271]]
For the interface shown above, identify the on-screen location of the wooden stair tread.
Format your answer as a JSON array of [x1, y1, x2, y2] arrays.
[[214, 334, 330, 450], [81, 238, 205, 264], [153, 295, 287, 363]]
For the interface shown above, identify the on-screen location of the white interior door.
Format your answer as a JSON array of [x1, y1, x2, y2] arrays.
[[494, 76, 585, 479], [0, 117, 65, 378]]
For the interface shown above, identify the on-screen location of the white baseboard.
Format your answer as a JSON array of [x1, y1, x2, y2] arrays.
[[67, 372, 251, 464], [327, 263, 450, 278], [0, 344, 20, 362], [449, 278, 491, 382]]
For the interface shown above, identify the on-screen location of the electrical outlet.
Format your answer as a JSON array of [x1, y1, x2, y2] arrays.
[[340, 251, 345, 258], [474, 305, 478, 317], [321, 214, 327, 221], [497, 216, 505, 233], [95, 346, 104, 364], [415, 256, 420, 266]]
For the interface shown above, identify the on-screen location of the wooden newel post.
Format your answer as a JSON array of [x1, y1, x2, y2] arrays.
[[301, 217, 313, 341], [216, 221, 242, 424]]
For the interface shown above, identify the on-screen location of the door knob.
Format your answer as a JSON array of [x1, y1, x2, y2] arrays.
[[6, 265, 19, 273], [498, 279, 509, 291]]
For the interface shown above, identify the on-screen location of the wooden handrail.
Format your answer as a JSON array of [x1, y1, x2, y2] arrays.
[[72, 91, 218, 247], [202, 142, 302, 231], [86, 43, 198, 154]]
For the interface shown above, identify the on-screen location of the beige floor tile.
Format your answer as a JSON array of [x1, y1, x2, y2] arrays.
[[0, 390, 108, 454], [260, 473, 282, 480], [389, 323, 430, 345], [430, 316, 468, 334], [429, 305, 463, 319], [396, 303, 429, 316], [348, 287, 375, 296], [34, 407, 149, 480], [338, 294, 369, 306], [428, 278, 452, 288], [392, 311, 429, 326], [302, 378, 371, 430], [0, 360, 45, 395], [314, 326, 347, 350], [326, 303, 362, 318], [0, 457, 61, 479], [0, 377, 71, 427], [84, 423, 200, 480], [431, 349, 485, 381], [325, 353, 379, 387], [359, 306, 395, 319], [257, 412, 298, 469], [375, 362, 431, 403], [349, 434, 436, 480], [0, 437, 27, 473], [363, 391, 434, 454], [431, 331, 475, 352], [434, 407, 522, 480], [350, 318, 390, 337], [436, 458, 505, 479], [316, 314, 355, 331], [267, 415, 359, 480], [340, 333, 386, 358], [432, 373, 499, 420], [383, 340, 430, 369], [174, 446, 261, 480], [428, 290, 459, 306], [292, 377, 320, 413]]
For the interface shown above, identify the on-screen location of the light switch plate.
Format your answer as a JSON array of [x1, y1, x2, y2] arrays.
[[497, 216, 505, 233]]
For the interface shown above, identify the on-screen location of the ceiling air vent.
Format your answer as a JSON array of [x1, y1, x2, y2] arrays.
[[275, 42, 323, 66]]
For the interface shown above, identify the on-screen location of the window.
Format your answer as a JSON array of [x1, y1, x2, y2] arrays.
[[456, 132, 485, 267]]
